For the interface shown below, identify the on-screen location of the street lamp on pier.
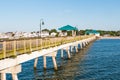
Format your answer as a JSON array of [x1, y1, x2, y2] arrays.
[[39, 19, 44, 49], [39, 19, 44, 38]]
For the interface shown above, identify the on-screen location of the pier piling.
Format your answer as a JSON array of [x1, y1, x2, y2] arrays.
[[75, 46, 78, 53], [52, 56, 57, 70], [43, 56, 47, 70], [12, 73, 18, 80], [34, 57, 38, 69], [67, 49, 71, 59], [61, 49, 64, 58], [1, 73, 6, 80]]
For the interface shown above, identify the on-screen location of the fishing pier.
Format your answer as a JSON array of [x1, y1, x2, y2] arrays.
[[0, 35, 96, 80]]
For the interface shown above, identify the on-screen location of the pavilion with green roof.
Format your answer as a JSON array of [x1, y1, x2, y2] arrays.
[[85, 30, 100, 36], [58, 25, 78, 36]]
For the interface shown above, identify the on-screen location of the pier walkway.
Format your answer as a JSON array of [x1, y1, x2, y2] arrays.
[[0, 35, 96, 80]]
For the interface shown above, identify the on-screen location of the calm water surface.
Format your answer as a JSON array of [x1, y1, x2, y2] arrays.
[[6, 39, 120, 80]]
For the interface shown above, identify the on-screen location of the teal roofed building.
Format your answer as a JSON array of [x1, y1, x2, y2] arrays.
[[58, 25, 78, 37], [85, 30, 100, 37]]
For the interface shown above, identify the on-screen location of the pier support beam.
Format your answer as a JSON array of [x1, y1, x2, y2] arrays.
[[12, 73, 18, 80], [70, 46, 74, 53], [85, 41, 88, 45], [52, 56, 57, 70], [61, 49, 64, 58], [65, 47, 71, 59], [0, 73, 6, 80], [67, 49, 71, 59], [83, 42, 85, 47], [80, 43, 83, 49], [0, 65, 21, 80], [43, 56, 46, 70], [34, 57, 38, 69], [85, 41, 88, 46], [84, 42, 86, 47], [75, 46, 78, 53], [44, 51, 58, 70], [82, 42, 85, 48]]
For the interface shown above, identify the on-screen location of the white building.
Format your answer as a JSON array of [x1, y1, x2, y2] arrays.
[[59, 31, 67, 37], [50, 32, 57, 37], [0, 33, 9, 39], [38, 31, 49, 37]]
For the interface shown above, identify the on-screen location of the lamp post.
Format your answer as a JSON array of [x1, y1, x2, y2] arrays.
[[39, 19, 44, 49], [39, 19, 44, 38]]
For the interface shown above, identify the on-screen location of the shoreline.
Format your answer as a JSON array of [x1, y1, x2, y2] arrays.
[[100, 36, 120, 39]]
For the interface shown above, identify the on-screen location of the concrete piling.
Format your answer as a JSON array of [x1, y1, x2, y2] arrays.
[[1, 73, 6, 80], [12, 73, 18, 80], [70, 46, 74, 53], [0, 65, 21, 80], [67, 50, 71, 59], [34, 57, 38, 69], [61, 49, 64, 58], [75, 46, 78, 53], [43, 56, 47, 69], [52, 56, 57, 70]]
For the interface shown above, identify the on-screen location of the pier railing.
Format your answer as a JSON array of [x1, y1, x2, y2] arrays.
[[0, 35, 93, 59]]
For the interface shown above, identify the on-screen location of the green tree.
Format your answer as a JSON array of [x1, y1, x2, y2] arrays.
[[50, 29, 58, 37], [42, 29, 49, 32], [116, 31, 120, 36], [50, 29, 57, 33], [79, 30, 85, 35]]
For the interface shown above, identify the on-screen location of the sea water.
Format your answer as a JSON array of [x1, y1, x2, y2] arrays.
[[6, 39, 120, 80]]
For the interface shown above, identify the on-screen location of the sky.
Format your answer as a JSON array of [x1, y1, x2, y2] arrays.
[[0, 0, 120, 32]]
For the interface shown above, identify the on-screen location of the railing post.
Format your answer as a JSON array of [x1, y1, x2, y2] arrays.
[[23, 40, 26, 53], [29, 39, 32, 52], [49, 39, 51, 48], [55, 38, 57, 46], [3, 41, 6, 58], [46, 39, 48, 48], [38, 39, 40, 49], [44, 38, 46, 48], [36, 38, 38, 50], [13, 40, 16, 56], [41, 38, 42, 49]]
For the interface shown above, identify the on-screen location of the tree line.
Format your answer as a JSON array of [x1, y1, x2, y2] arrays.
[[79, 30, 120, 36], [35, 28, 120, 36]]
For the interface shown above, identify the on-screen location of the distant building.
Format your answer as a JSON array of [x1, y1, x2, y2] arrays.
[[14, 31, 23, 39], [103, 34, 111, 37], [85, 30, 100, 37], [0, 32, 11, 39], [59, 31, 67, 37], [40, 31, 49, 37], [50, 32, 57, 37], [5, 32, 13, 39]]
